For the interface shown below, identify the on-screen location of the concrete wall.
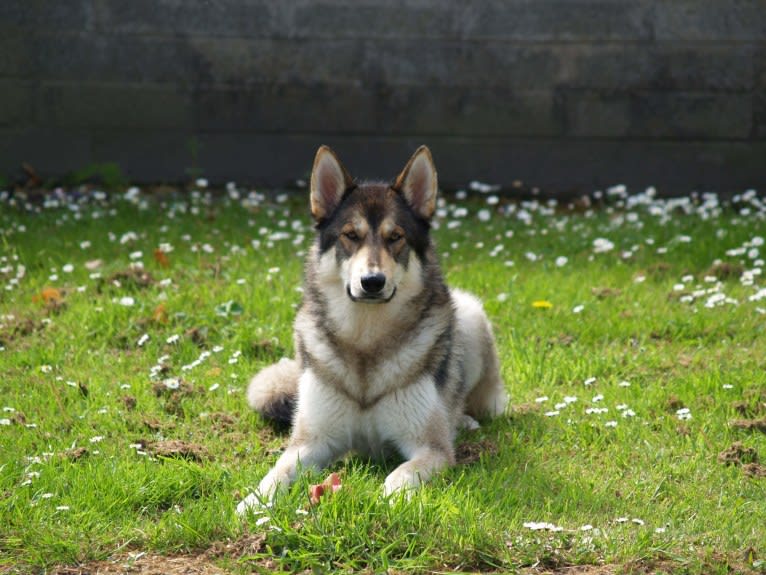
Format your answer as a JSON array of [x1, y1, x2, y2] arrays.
[[1, 0, 764, 194]]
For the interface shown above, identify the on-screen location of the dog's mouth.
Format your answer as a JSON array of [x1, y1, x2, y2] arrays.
[[346, 285, 397, 304]]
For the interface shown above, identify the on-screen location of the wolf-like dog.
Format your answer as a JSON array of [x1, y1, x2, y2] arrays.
[[237, 146, 507, 514]]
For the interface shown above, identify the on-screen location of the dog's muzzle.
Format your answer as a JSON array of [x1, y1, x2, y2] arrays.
[[347, 272, 396, 303]]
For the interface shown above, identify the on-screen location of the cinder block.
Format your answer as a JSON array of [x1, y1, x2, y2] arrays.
[[187, 37, 366, 87], [655, 0, 766, 41], [376, 86, 562, 136], [0, 128, 92, 178], [646, 45, 755, 92], [0, 0, 95, 31], [564, 91, 631, 137], [0, 32, 35, 76], [89, 130, 196, 182], [628, 92, 752, 139], [196, 84, 560, 137], [361, 41, 565, 88], [95, 0, 276, 37], [572, 45, 755, 92], [34, 34, 197, 84], [754, 93, 766, 138], [195, 84, 377, 133], [0, 80, 35, 127], [455, 0, 653, 41], [291, 3, 455, 39], [39, 82, 194, 129]]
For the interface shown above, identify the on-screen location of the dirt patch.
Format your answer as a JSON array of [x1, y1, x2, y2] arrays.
[[547, 333, 575, 347], [202, 532, 266, 560], [591, 287, 622, 299], [718, 442, 758, 466], [141, 440, 209, 461], [730, 418, 766, 433], [186, 326, 208, 347], [666, 395, 685, 411], [206, 412, 237, 432], [61, 447, 89, 462], [151, 379, 202, 416], [246, 339, 288, 361], [49, 553, 228, 575], [455, 438, 499, 465], [46, 534, 274, 575], [101, 268, 156, 291], [742, 463, 766, 478], [142, 416, 176, 432], [511, 403, 542, 415], [644, 262, 672, 277], [733, 391, 766, 417], [121, 395, 137, 410], [0, 315, 45, 347], [525, 566, 620, 574], [705, 261, 744, 281]]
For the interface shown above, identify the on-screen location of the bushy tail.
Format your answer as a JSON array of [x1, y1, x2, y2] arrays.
[[246, 358, 301, 427]]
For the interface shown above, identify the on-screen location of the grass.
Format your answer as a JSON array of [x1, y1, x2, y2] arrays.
[[1, 184, 765, 574]]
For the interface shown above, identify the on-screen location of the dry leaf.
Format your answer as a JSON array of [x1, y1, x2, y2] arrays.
[[154, 248, 170, 268], [309, 472, 342, 505], [32, 287, 62, 304], [153, 303, 168, 324]]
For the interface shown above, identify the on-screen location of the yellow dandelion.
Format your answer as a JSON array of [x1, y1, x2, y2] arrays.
[[532, 300, 553, 309]]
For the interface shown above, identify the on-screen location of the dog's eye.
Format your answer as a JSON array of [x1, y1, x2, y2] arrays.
[[388, 231, 403, 242], [343, 231, 359, 241]]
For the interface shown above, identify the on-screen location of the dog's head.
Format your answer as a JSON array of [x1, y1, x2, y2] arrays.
[[309, 146, 438, 304]]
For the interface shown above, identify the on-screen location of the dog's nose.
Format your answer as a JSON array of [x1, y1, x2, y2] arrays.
[[360, 272, 386, 294]]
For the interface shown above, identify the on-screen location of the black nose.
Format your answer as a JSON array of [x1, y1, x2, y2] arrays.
[[361, 272, 386, 294]]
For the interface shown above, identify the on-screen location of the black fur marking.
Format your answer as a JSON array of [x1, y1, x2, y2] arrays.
[[316, 185, 432, 260], [455, 357, 467, 397], [260, 395, 295, 429], [296, 335, 311, 370], [432, 325, 453, 389]]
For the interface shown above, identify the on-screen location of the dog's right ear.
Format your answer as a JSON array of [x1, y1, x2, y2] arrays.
[[310, 146, 354, 222]]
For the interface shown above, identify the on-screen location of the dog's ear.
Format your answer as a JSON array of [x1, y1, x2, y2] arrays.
[[310, 146, 354, 221], [393, 146, 437, 220]]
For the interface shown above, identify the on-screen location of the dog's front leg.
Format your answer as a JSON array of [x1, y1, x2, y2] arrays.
[[383, 443, 454, 496], [238, 369, 349, 515], [379, 384, 456, 497], [237, 440, 336, 515]]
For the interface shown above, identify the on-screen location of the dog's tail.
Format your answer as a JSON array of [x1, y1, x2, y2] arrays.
[[246, 358, 300, 427]]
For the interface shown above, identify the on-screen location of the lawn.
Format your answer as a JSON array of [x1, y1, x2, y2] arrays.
[[1, 183, 765, 574]]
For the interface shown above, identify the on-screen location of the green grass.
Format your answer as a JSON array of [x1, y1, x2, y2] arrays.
[[1, 186, 765, 574]]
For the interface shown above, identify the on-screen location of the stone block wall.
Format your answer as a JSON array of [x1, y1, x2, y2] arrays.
[[1, 0, 764, 193]]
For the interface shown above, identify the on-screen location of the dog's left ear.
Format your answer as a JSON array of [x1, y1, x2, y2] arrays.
[[310, 145, 354, 222], [393, 146, 438, 220]]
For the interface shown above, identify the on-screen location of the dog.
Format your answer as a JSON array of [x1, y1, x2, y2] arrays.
[[237, 145, 507, 514]]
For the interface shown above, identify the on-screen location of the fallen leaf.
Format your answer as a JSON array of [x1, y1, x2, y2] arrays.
[[32, 287, 62, 305], [153, 248, 171, 268], [309, 472, 342, 505], [152, 303, 168, 324]]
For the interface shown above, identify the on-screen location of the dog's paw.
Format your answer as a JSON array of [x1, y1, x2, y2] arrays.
[[460, 414, 481, 431], [383, 468, 421, 498], [235, 492, 269, 517]]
